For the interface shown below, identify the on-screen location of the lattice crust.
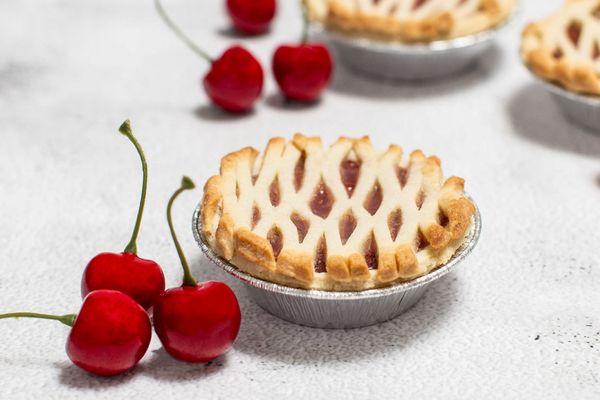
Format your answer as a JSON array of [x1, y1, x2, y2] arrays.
[[304, 0, 517, 42], [200, 135, 475, 291], [521, 0, 600, 96]]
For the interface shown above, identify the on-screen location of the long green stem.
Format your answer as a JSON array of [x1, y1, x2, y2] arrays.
[[119, 120, 148, 255], [0, 312, 76, 327], [154, 0, 213, 63], [167, 176, 197, 286], [300, 2, 309, 43]]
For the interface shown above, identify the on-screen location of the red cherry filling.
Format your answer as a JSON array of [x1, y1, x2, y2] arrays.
[[396, 166, 409, 189], [415, 230, 429, 251], [340, 159, 361, 197], [251, 204, 261, 229], [567, 21, 582, 47], [314, 236, 327, 272], [553, 48, 564, 59], [267, 226, 283, 257], [294, 152, 306, 192], [339, 210, 357, 245], [310, 179, 334, 219], [269, 176, 281, 206], [363, 182, 383, 215], [290, 213, 309, 243], [363, 233, 378, 270], [413, 0, 427, 10], [388, 209, 403, 241], [415, 190, 426, 210]]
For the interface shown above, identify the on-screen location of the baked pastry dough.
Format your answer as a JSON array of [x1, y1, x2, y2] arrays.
[[521, 0, 600, 96], [200, 135, 475, 291], [305, 0, 517, 42]]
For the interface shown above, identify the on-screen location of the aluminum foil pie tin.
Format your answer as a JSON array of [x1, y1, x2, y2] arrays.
[[192, 202, 481, 329], [312, 14, 515, 80], [532, 74, 600, 132]]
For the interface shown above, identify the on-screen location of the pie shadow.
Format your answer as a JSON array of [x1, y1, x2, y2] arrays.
[[506, 83, 600, 158], [191, 256, 460, 365], [329, 44, 502, 100]]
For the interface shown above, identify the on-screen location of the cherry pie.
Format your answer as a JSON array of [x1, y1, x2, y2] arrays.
[[521, 0, 600, 96], [305, 0, 517, 42], [200, 135, 475, 291]]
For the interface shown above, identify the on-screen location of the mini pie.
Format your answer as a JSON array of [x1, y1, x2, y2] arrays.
[[521, 0, 600, 96], [304, 0, 517, 43], [200, 135, 475, 291]]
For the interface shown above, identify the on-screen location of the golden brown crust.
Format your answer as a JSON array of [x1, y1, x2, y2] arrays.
[[326, 255, 350, 282], [305, 0, 517, 43], [235, 228, 276, 271], [376, 252, 399, 283], [200, 175, 222, 243], [521, 0, 600, 96], [348, 254, 370, 281], [424, 224, 452, 250], [277, 249, 314, 283], [200, 135, 475, 291], [215, 214, 235, 259], [395, 245, 422, 279]]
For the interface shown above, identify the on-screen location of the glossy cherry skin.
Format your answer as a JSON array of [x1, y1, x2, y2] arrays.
[[272, 43, 333, 102], [226, 0, 276, 35], [67, 290, 152, 376], [153, 281, 241, 362], [82, 252, 165, 310], [203, 46, 264, 113]]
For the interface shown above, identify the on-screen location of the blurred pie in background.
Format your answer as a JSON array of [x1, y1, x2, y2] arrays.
[[521, 0, 600, 96], [304, 0, 518, 43]]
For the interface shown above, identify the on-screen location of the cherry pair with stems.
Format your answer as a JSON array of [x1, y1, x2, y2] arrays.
[[0, 121, 241, 376], [155, 0, 333, 112]]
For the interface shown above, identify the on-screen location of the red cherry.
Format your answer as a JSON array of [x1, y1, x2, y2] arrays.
[[154, 283, 241, 362], [153, 177, 241, 362], [203, 46, 264, 113], [0, 290, 152, 376], [226, 0, 276, 35], [272, 43, 333, 102], [155, 0, 264, 113], [82, 253, 165, 310], [81, 120, 165, 309]]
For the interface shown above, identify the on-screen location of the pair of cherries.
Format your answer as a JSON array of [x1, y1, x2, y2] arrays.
[[155, 0, 333, 113], [0, 121, 241, 376]]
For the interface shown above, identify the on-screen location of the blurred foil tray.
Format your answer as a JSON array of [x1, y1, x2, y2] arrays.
[[311, 12, 516, 80]]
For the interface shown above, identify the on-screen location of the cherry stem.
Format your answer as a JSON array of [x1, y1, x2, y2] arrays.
[[167, 176, 197, 287], [301, 2, 309, 44], [120, 120, 148, 255], [154, 0, 213, 64], [0, 312, 76, 327]]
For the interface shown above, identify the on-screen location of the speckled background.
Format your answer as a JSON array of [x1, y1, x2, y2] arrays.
[[0, 0, 599, 399]]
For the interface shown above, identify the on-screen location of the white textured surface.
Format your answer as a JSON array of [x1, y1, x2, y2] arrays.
[[0, 0, 599, 399]]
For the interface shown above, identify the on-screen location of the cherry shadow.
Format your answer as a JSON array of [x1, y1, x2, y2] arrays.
[[193, 104, 256, 122], [329, 44, 502, 100], [506, 84, 600, 158], [56, 361, 137, 389], [141, 347, 227, 382], [264, 93, 323, 111], [189, 253, 461, 365], [216, 26, 272, 39]]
